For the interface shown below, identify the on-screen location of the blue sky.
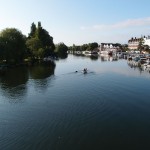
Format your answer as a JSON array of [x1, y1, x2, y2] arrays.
[[0, 0, 150, 46]]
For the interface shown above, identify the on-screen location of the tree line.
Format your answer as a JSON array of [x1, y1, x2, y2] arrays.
[[0, 22, 68, 65], [69, 43, 99, 52], [68, 43, 130, 53], [1, 21, 139, 65]]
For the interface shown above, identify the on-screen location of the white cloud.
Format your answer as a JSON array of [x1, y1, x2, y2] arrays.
[[80, 26, 90, 30], [80, 17, 150, 31]]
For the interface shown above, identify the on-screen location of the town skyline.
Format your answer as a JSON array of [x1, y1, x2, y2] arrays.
[[0, 0, 150, 46]]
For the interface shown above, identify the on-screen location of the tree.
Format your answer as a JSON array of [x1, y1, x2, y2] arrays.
[[55, 43, 68, 59], [121, 44, 129, 52], [88, 42, 98, 51], [36, 24, 55, 54], [143, 45, 150, 53], [26, 37, 42, 58], [138, 38, 144, 53], [0, 28, 26, 63], [0, 37, 5, 61], [55, 43, 68, 54], [28, 22, 36, 38], [81, 44, 88, 51], [26, 22, 55, 59]]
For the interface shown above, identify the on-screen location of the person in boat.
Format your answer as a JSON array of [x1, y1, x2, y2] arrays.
[[83, 68, 87, 73]]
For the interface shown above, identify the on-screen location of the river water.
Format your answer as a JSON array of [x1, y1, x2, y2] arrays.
[[0, 54, 150, 150]]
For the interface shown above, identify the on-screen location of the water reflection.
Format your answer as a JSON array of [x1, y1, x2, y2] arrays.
[[1, 55, 150, 150], [58, 53, 68, 59], [100, 55, 118, 62], [0, 64, 55, 101], [127, 63, 150, 74], [74, 53, 99, 60], [90, 55, 98, 60], [29, 64, 55, 79], [0, 67, 28, 101], [0, 67, 28, 87], [29, 64, 55, 92], [73, 53, 119, 62]]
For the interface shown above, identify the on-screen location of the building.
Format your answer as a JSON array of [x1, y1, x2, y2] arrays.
[[128, 36, 150, 50], [100, 43, 120, 53], [143, 36, 150, 46], [128, 37, 141, 50]]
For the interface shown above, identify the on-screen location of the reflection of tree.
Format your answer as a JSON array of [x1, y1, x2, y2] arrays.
[[127, 62, 144, 74], [29, 63, 55, 92], [90, 55, 98, 60], [100, 56, 107, 62], [29, 63, 55, 79], [0, 85, 27, 103], [100, 56, 118, 62], [32, 77, 55, 93], [58, 53, 68, 59], [0, 67, 28, 101], [73, 53, 85, 57], [0, 63, 56, 102], [0, 67, 28, 87], [137, 66, 143, 74]]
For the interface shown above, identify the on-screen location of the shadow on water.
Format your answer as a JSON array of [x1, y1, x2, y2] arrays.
[[29, 63, 56, 92], [72, 53, 98, 60], [100, 55, 118, 62], [29, 64, 55, 79], [0, 67, 28, 102], [90, 55, 98, 60], [58, 53, 68, 59], [0, 63, 55, 102]]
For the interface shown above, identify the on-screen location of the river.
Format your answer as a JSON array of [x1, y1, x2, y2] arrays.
[[0, 54, 150, 150]]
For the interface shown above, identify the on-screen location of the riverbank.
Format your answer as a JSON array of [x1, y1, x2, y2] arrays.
[[0, 58, 56, 76]]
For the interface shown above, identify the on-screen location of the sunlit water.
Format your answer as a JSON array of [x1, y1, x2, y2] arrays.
[[0, 54, 150, 150]]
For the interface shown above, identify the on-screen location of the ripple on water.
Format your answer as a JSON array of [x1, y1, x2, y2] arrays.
[[1, 56, 150, 149]]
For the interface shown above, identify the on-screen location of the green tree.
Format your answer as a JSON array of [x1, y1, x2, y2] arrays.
[[72, 44, 76, 52], [143, 45, 150, 53], [55, 43, 68, 59], [26, 22, 55, 59], [28, 22, 36, 38], [138, 38, 144, 53], [26, 37, 42, 58], [36, 24, 55, 55], [121, 44, 128, 52], [55, 43, 68, 54], [0, 37, 5, 61], [0, 28, 26, 63], [88, 42, 98, 51]]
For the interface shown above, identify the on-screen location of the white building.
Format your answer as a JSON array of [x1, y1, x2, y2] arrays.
[[143, 36, 150, 46], [128, 36, 150, 50], [128, 37, 141, 50], [100, 43, 120, 53]]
